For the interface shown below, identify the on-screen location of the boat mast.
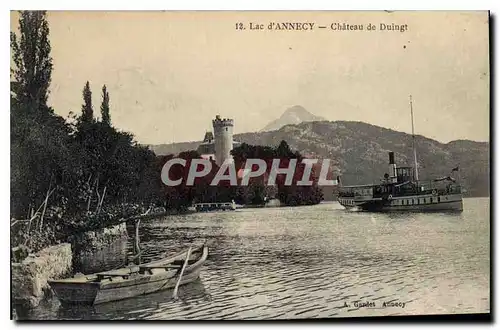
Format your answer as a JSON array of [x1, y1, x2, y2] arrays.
[[410, 95, 419, 181]]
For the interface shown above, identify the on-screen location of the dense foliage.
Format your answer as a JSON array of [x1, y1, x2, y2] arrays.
[[10, 11, 166, 252], [231, 141, 324, 206], [160, 141, 324, 207]]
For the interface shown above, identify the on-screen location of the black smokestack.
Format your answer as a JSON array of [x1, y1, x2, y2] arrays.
[[389, 152, 395, 165]]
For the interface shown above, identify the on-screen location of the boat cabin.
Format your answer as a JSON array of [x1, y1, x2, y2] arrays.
[[395, 166, 415, 183]]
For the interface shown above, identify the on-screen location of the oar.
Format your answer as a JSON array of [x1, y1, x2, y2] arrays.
[[172, 246, 192, 300]]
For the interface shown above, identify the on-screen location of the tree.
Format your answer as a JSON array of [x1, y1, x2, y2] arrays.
[[10, 11, 53, 113], [231, 141, 323, 206], [100, 84, 111, 125], [81, 81, 93, 123], [10, 10, 173, 253]]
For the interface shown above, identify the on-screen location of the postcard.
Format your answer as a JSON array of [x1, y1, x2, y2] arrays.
[[10, 10, 490, 321]]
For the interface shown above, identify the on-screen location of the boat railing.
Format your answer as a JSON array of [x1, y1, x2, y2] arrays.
[[416, 180, 461, 194], [338, 179, 461, 198], [338, 191, 355, 198]]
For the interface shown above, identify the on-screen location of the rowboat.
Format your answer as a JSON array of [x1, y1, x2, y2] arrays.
[[48, 245, 209, 306]]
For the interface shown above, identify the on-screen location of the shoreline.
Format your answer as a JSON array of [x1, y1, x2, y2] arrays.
[[10, 208, 176, 310]]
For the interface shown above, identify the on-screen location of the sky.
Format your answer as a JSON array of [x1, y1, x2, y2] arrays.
[[10, 11, 490, 144]]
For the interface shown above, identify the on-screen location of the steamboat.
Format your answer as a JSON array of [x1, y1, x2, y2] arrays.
[[337, 152, 463, 212], [337, 96, 463, 213]]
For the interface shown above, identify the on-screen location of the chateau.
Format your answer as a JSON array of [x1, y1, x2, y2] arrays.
[[197, 115, 241, 166]]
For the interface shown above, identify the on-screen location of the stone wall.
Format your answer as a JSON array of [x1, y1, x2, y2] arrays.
[[71, 222, 129, 274], [11, 222, 130, 310], [74, 238, 129, 275], [11, 243, 72, 309], [70, 222, 128, 253]]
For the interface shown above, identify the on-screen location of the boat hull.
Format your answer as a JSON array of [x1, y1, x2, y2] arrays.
[[50, 267, 203, 306], [49, 246, 208, 306], [338, 193, 463, 213], [49, 282, 101, 306], [94, 267, 202, 305]]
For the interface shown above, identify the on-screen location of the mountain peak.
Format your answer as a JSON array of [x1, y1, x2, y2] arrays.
[[261, 105, 326, 132], [283, 105, 309, 115]]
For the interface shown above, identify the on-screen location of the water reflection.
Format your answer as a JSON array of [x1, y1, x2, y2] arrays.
[[18, 199, 490, 320]]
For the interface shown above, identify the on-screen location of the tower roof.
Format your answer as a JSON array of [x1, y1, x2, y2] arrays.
[[203, 131, 214, 142], [212, 115, 234, 127]]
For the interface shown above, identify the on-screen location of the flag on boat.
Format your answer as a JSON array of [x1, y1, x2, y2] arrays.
[[452, 166, 459, 172]]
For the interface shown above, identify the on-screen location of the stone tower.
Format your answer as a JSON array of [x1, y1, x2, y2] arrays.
[[212, 115, 234, 166]]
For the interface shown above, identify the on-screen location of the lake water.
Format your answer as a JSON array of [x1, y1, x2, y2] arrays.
[[18, 198, 490, 320]]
